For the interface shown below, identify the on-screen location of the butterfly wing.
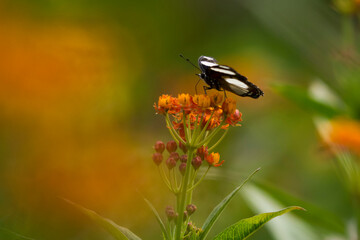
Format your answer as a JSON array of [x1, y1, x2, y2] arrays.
[[198, 56, 219, 74], [198, 56, 264, 98], [221, 77, 264, 98], [210, 65, 264, 98]]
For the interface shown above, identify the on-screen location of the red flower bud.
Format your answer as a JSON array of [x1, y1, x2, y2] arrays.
[[180, 154, 187, 163], [152, 152, 163, 165], [165, 206, 178, 221], [187, 222, 193, 231], [179, 162, 186, 175], [154, 141, 165, 153], [166, 140, 177, 153], [197, 146, 208, 160], [170, 152, 180, 162], [183, 211, 188, 220], [232, 109, 241, 120], [191, 156, 202, 170], [179, 141, 188, 153], [186, 204, 197, 215], [166, 157, 177, 169], [179, 128, 185, 139]]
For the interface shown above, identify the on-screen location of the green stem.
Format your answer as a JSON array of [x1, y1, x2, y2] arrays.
[[166, 220, 172, 240], [165, 114, 186, 145], [182, 111, 189, 142], [192, 114, 204, 140], [158, 166, 174, 193], [172, 168, 179, 193], [185, 167, 195, 205], [208, 128, 229, 152], [196, 119, 226, 148], [190, 169, 198, 189], [187, 114, 192, 142], [187, 166, 211, 192], [194, 112, 214, 144], [175, 147, 195, 240]]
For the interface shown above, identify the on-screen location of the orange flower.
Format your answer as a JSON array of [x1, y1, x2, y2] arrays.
[[158, 94, 172, 108], [222, 98, 236, 115], [202, 112, 221, 130], [329, 118, 360, 155], [154, 94, 180, 114], [178, 93, 191, 107], [210, 92, 223, 106], [206, 152, 224, 167], [193, 94, 211, 109], [214, 108, 224, 118]]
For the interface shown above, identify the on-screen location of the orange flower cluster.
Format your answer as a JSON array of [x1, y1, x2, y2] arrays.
[[154, 93, 242, 135]]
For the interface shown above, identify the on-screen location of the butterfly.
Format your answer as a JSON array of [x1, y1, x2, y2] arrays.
[[197, 56, 264, 98], [180, 55, 264, 98]]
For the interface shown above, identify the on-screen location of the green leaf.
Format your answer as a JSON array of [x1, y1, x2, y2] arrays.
[[143, 197, 169, 240], [199, 168, 260, 240], [241, 184, 322, 240], [213, 206, 304, 240], [64, 198, 142, 240], [273, 84, 342, 118], [0, 228, 35, 240]]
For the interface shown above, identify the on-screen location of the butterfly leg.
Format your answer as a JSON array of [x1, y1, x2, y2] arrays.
[[195, 78, 201, 95], [223, 89, 227, 98], [203, 86, 212, 95]]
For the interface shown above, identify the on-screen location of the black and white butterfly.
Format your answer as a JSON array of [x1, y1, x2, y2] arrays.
[[197, 56, 264, 98], [181, 55, 263, 98]]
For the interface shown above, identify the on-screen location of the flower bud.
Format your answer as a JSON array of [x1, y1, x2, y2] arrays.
[[222, 97, 236, 115], [179, 141, 188, 153], [154, 141, 165, 153], [180, 154, 187, 163], [191, 156, 202, 170], [179, 128, 186, 139], [166, 157, 177, 169], [179, 162, 186, 175], [165, 206, 178, 221], [232, 109, 241, 120], [183, 211, 188, 220], [197, 146, 208, 160], [170, 152, 180, 162], [186, 204, 197, 215], [166, 140, 177, 153], [187, 222, 193, 231], [152, 152, 163, 165]]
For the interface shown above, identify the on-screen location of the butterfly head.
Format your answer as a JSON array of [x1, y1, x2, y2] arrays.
[[196, 73, 206, 80]]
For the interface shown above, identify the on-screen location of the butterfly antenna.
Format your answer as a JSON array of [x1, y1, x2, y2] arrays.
[[179, 54, 201, 71]]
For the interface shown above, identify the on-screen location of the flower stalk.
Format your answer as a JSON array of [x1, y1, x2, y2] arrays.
[[153, 93, 242, 239]]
